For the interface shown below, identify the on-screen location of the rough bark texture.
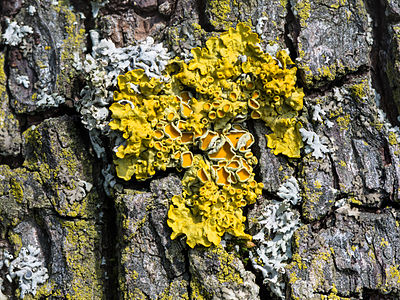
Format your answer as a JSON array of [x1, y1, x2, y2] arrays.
[[1, 0, 400, 299]]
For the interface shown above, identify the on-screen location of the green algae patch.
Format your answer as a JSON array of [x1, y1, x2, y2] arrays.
[[8, 231, 23, 254], [158, 280, 190, 300], [53, 0, 86, 98], [0, 165, 49, 231], [9, 178, 24, 204], [206, 0, 232, 30], [60, 219, 103, 300], [190, 278, 210, 300], [22, 116, 99, 219], [0, 53, 6, 96], [294, 0, 311, 28], [210, 245, 244, 284]]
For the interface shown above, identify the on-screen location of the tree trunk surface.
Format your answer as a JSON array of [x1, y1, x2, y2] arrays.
[[1, 0, 400, 299]]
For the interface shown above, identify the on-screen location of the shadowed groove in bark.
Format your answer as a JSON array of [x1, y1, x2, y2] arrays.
[[246, 120, 263, 184], [301, 64, 370, 96], [240, 120, 286, 299], [183, 245, 193, 297], [365, 0, 400, 126], [198, 0, 217, 32], [0, 154, 24, 169], [363, 289, 400, 300], [102, 193, 120, 300], [69, 0, 95, 50], [284, 0, 300, 64]]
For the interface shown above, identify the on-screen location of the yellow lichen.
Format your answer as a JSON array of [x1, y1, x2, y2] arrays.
[[8, 231, 22, 254], [389, 131, 399, 145], [109, 23, 304, 247], [190, 278, 209, 300], [9, 178, 24, 204], [336, 114, 350, 131], [349, 196, 361, 205], [211, 245, 243, 284], [320, 283, 351, 300], [295, 0, 311, 28], [387, 265, 400, 284], [61, 219, 103, 299], [0, 53, 6, 96], [330, 0, 347, 9], [159, 280, 190, 300], [314, 180, 322, 189], [168, 155, 263, 247], [207, 0, 232, 29], [350, 79, 368, 101]]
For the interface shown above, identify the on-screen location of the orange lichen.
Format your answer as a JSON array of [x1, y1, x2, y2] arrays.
[[181, 151, 194, 168], [199, 131, 218, 151], [164, 124, 181, 139], [209, 142, 235, 161]]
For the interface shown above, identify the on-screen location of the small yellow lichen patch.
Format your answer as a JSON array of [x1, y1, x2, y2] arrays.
[[389, 131, 399, 145], [387, 265, 400, 284], [8, 231, 22, 254], [330, 0, 347, 9], [349, 197, 362, 205], [336, 114, 350, 131], [320, 282, 351, 300], [9, 178, 24, 204], [211, 245, 244, 284], [295, 0, 311, 28], [207, 0, 232, 29], [350, 79, 368, 101], [314, 180, 322, 189]]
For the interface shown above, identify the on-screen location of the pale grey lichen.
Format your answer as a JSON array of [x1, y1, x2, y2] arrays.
[[299, 128, 329, 159], [312, 104, 325, 123], [58, 179, 93, 203], [250, 200, 301, 299], [15, 75, 30, 89], [324, 119, 334, 128], [366, 14, 374, 46], [3, 246, 48, 299], [255, 16, 268, 40], [77, 35, 172, 131], [311, 104, 335, 128], [265, 43, 280, 57], [35, 89, 65, 108], [277, 176, 301, 205], [27, 5, 36, 16], [2, 21, 33, 46], [102, 164, 122, 195]]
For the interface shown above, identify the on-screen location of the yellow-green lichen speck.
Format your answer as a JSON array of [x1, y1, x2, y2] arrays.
[[208, 0, 232, 29], [9, 178, 24, 204], [109, 23, 304, 248]]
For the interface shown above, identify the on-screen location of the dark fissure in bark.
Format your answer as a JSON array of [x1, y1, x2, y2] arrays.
[[365, 0, 400, 126]]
